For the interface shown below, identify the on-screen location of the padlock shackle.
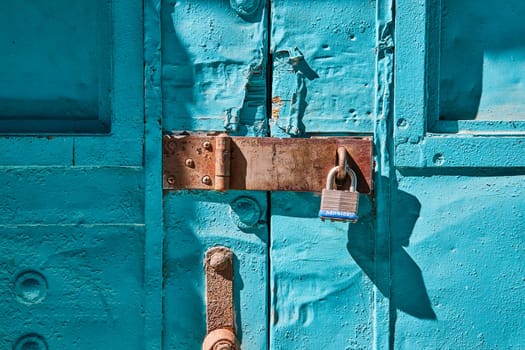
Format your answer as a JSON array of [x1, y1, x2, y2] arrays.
[[326, 166, 357, 192]]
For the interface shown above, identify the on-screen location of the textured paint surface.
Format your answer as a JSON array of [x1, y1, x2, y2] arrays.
[[2, 0, 525, 349], [393, 0, 525, 349], [391, 174, 525, 349], [159, 2, 270, 348], [162, 0, 268, 135], [270, 193, 375, 349], [395, 0, 525, 167], [271, 0, 377, 135], [163, 191, 268, 349], [440, 0, 525, 121], [0, 1, 145, 349], [144, 0, 164, 348], [269, 1, 390, 349], [0, 226, 145, 349]]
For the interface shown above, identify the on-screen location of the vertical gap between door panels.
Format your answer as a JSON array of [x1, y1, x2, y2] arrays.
[[265, 1, 273, 349], [265, 2, 273, 140]]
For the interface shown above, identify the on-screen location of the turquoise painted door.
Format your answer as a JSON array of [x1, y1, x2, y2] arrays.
[[156, 0, 524, 348], [2, 0, 524, 349], [0, 1, 146, 349], [158, 0, 380, 348]]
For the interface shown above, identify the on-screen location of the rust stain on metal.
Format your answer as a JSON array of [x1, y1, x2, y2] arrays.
[[163, 135, 216, 190], [163, 135, 373, 193], [204, 247, 235, 334]]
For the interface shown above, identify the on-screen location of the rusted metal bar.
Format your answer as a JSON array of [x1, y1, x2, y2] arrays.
[[336, 146, 348, 182], [163, 135, 373, 193], [202, 246, 239, 350], [204, 247, 235, 333]]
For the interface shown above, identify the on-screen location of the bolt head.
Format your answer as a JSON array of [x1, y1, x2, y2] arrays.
[[209, 252, 230, 272], [166, 176, 176, 185], [202, 176, 212, 185], [203, 141, 212, 150], [185, 158, 195, 167]]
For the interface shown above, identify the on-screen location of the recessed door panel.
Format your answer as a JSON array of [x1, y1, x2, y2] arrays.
[[0, 0, 111, 133]]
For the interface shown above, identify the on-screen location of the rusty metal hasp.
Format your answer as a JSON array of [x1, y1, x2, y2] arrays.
[[163, 135, 373, 193]]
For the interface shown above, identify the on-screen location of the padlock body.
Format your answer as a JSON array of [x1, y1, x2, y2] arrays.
[[319, 189, 359, 222]]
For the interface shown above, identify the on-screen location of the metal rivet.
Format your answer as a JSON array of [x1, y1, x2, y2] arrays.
[[229, 196, 262, 229], [167, 176, 176, 185], [14, 334, 48, 350], [185, 159, 195, 168], [167, 140, 176, 150], [14, 271, 47, 305], [230, 0, 261, 17], [203, 141, 212, 150], [202, 176, 212, 185], [433, 153, 445, 166], [209, 252, 231, 272], [397, 118, 409, 129]]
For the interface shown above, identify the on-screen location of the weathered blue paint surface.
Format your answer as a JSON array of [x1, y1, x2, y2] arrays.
[[162, 0, 268, 135], [0, 225, 145, 349], [270, 193, 376, 349], [270, 0, 377, 135], [0, 1, 145, 349], [1, 0, 525, 349], [391, 174, 525, 349], [159, 1, 270, 348], [163, 191, 268, 348], [395, 0, 525, 168], [393, 0, 525, 348]]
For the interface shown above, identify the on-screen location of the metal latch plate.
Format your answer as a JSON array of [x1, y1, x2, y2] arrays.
[[163, 135, 373, 193]]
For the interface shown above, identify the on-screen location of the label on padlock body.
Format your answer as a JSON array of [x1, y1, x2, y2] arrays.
[[319, 189, 359, 222]]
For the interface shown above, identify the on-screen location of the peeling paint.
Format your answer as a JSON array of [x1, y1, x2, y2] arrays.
[[271, 48, 317, 136], [271, 0, 377, 133], [224, 107, 241, 132], [163, 0, 268, 135], [272, 96, 283, 120]]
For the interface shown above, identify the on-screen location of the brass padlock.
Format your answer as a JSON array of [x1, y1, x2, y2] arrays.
[[319, 166, 359, 222]]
